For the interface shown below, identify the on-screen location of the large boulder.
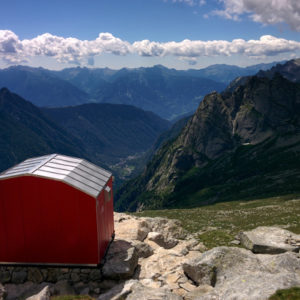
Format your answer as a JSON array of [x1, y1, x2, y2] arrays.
[[129, 240, 154, 258], [239, 226, 300, 254], [182, 246, 300, 300], [141, 217, 187, 240], [26, 286, 50, 300], [102, 240, 139, 280], [114, 213, 150, 242], [147, 232, 178, 249]]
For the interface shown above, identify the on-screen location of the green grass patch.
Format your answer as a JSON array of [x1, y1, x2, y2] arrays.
[[134, 194, 300, 249], [269, 287, 300, 300]]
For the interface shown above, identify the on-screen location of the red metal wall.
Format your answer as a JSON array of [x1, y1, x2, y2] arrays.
[[96, 176, 114, 263], [0, 175, 113, 266]]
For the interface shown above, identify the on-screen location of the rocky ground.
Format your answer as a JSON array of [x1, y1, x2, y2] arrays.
[[0, 213, 300, 300]]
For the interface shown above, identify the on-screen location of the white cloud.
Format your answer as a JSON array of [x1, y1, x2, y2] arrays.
[[1, 30, 300, 66], [213, 0, 300, 31], [133, 35, 300, 58]]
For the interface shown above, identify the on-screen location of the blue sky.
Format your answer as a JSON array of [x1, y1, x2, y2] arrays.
[[1, 0, 300, 69]]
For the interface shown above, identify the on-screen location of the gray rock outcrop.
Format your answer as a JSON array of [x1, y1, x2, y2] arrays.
[[3, 213, 300, 300], [239, 226, 300, 254], [183, 246, 300, 300], [147, 232, 178, 249]]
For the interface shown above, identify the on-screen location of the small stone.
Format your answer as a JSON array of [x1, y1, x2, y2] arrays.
[[50, 280, 75, 296], [89, 269, 101, 281], [46, 269, 58, 283], [73, 282, 87, 294], [130, 240, 154, 258], [79, 273, 89, 283], [0, 271, 11, 283], [70, 272, 81, 283], [230, 240, 241, 245], [179, 282, 196, 292], [28, 268, 44, 283], [80, 269, 91, 274], [79, 287, 90, 295], [98, 279, 119, 291], [147, 232, 178, 249], [12, 270, 27, 284]]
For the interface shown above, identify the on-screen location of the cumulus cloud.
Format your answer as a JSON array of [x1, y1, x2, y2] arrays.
[[0, 30, 300, 65], [213, 0, 300, 31], [134, 35, 300, 58]]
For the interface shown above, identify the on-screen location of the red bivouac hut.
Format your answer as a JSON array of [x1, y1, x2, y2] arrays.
[[0, 154, 114, 266]]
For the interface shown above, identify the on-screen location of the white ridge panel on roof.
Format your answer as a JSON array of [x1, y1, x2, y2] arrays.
[[38, 166, 70, 176], [34, 170, 66, 181], [64, 176, 99, 198]]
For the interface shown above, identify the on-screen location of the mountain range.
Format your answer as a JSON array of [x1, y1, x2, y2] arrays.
[[0, 88, 170, 183], [0, 61, 282, 120], [115, 59, 300, 211], [42, 103, 170, 165], [0, 66, 89, 107], [0, 87, 87, 172]]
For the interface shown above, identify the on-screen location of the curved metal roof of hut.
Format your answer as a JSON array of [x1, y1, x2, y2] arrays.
[[0, 154, 112, 198]]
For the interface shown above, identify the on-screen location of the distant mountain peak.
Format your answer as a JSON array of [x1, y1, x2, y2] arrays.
[[115, 62, 300, 211]]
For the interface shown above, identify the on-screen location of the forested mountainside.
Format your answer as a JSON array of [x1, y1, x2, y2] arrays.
[[42, 103, 170, 165], [0, 88, 87, 172], [115, 69, 300, 211], [0, 88, 170, 184]]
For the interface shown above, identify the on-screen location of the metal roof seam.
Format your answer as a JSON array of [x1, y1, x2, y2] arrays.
[[31, 154, 58, 174]]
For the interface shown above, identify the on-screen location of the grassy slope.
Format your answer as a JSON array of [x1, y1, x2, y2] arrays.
[[269, 287, 300, 300], [134, 195, 300, 249]]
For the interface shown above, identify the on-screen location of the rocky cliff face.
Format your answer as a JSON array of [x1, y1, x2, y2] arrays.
[[257, 58, 300, 83], [115, 73, 300, 211]]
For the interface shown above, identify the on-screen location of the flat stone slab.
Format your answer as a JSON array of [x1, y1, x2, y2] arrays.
[[239, 226, 300, 254], [182, 246, 300, 300]]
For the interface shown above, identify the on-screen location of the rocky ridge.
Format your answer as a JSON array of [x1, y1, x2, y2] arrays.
[[115, 71, 300, 211], [2, 213, 299, 300]]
